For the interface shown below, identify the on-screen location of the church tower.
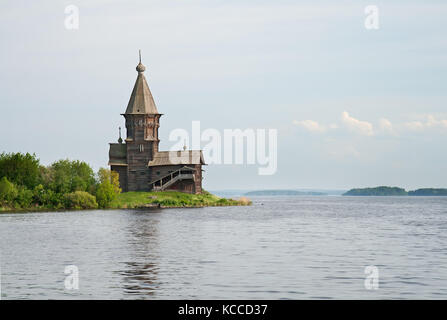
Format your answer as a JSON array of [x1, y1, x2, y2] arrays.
[[109, 52, 205, 194], [122, 51, 162, 191]]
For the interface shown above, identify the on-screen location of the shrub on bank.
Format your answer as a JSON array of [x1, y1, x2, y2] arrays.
[[32, 184, 65, 209], [96, 168, 121, 208], [64, 191, 98, 209], [96, 182, 116, 208], [0, 177, 18, 205], [15, 186, 34, 208]]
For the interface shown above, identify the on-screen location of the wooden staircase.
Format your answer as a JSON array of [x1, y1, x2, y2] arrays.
[[150, 166, 195, 191]]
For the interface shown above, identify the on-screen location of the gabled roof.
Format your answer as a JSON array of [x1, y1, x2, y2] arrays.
[[148, 150, 206, 167], [124, 58, 159, 115]]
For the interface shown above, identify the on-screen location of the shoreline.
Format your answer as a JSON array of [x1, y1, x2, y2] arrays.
[[0, 191, 252, 213]]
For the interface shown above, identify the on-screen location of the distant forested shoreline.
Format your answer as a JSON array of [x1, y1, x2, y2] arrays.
[[343, 186, 447, 196], [245, 190, 327, 196]]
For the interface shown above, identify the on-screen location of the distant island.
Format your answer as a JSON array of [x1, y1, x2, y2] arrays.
[[343, 186, 447, 196], [245, 190, 327, 196], [408, 189, 447, 196]]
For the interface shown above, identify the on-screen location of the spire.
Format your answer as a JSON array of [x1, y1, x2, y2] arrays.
[[125, 50, 159, 114], [118, 127, 123, 144], [136, 49, 145, 73]]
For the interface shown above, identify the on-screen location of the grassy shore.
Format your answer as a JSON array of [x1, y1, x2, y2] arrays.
[[110, 191, 252, 208], [0, 191, 252, 212]]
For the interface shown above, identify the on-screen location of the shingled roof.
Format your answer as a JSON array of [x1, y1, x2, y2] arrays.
[[108, 143, 127, 166], [124, 54, 159, 115], [148, 150, 206, 167]]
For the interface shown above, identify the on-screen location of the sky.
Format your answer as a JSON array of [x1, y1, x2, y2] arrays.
[[0, 0, 446, 190]]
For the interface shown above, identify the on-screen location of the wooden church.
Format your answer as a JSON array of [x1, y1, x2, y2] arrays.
[[108, 53, 205, 194]]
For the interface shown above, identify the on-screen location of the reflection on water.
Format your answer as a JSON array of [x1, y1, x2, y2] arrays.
[[120, 262, 158, 296], [1, 196, 447, 299], [120, 211, 161, 296]]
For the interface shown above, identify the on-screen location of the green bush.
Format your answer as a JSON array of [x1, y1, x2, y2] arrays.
[[64, 191, 98, 209], [96, 181, 116, 208], [96, 168, 121, 208], [0, 177, 18, 205], [32, 184, 46, 205], [33, 184, 65, 208], [15, 186, 34, 208], [217, 198, 230, 205], [97, 168, 121, 193]]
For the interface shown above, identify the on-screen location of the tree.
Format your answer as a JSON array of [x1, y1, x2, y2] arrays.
[[97, 168, 121, 194], [48, 159, 96, 194], [0, 177, 18, 205], [0, 152, 41, 189], [96, 168, 121, 208]]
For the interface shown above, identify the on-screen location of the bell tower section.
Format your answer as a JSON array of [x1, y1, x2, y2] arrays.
[[122, 51, 162, 191]]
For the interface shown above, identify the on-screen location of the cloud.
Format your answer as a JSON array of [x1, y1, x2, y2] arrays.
[[341, 111, 374, 136], [404, 115, 447, 131], [404, 121, 424, 131], [293, 119, 326, 133], [426, 115, 447, 128], [379, 118, 393, 134], [294, 112, 376, 136], [293, 113, 447, 137]]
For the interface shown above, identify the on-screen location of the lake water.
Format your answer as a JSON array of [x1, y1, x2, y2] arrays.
[[1, 196, 447, 299]]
